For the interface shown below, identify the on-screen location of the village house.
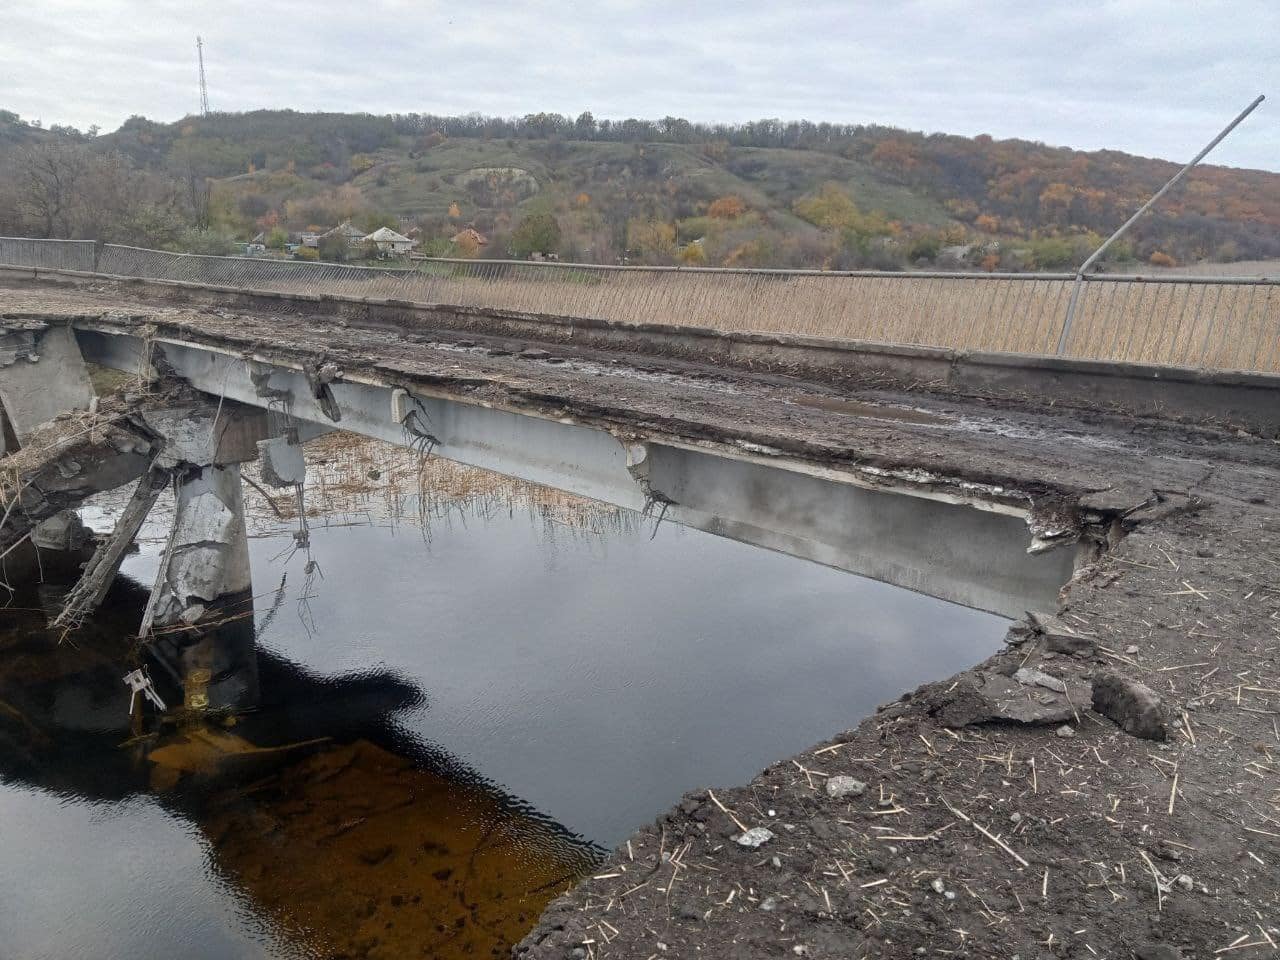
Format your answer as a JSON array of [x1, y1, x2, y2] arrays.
[[321, 221, 367, 247], [363, 226, 415, 257]]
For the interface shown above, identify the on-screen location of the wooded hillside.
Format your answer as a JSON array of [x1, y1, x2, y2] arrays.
[[2, 108, 1276, 270]]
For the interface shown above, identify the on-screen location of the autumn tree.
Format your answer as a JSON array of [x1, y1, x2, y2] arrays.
[[707, 195, 746, 219], [626, 219, 676, 261]]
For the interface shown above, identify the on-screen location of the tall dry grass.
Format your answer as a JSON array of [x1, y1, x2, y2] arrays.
[[25, 242, 1280, 373], [242, 432, 638, 541]]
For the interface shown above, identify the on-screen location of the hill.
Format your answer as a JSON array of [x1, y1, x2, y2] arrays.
[[2, 108, 1278, 270]]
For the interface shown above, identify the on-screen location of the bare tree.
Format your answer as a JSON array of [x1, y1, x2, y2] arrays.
[[18, 142, 88, 237]]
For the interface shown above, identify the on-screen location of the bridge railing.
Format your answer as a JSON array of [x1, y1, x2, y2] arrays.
[[0, 237, 97, 273], [2, 239, 1278, 373]]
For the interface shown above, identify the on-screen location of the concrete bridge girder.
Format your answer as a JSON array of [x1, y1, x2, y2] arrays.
[[77, 328, 1075, 617]]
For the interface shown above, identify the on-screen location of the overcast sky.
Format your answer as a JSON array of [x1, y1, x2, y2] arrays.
[[2, 1, 1276, 170]]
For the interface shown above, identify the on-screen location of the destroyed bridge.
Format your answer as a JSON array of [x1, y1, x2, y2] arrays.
[[2, 243, 1280, 955]]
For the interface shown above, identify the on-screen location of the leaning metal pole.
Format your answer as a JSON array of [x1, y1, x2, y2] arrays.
[[1056, 93, 1265, 354]]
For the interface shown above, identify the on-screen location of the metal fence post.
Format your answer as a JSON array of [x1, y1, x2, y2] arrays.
[[1056, 94, 1265, 355]]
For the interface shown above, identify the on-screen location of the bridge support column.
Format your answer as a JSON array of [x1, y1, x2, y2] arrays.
[[141, 462, 259, 713]]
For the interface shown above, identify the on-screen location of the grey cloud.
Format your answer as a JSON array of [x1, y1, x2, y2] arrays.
[[0, 0, 1275, 169]]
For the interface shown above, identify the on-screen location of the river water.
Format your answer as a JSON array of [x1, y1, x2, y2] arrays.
[[0, 435, 1008, 960]]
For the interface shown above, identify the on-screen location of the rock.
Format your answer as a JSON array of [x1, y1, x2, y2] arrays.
[[760, 897, 779, 911], [1136, 944, 1181, 960], [735, 827, 775, 848], [930, 878, 945, 894], [1126, 644, 1140, 655], [1176, 874, 1194, 891], [825, 776, 867, 799], [1092, 671, 1170, 740], [1153, 840, 1184, 862], [1027, 610, 1095, 655], [1055, 724, 1076, 738], [927, 671, 1075, 728], [519, 348, 551, 360], [1014, 666, 1067, 694]]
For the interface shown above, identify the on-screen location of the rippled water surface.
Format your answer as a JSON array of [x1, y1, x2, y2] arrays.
[[0, 436, 1007, 959]]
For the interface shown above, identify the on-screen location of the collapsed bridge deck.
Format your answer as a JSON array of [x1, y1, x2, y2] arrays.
[[3, 275, 1280, 958]]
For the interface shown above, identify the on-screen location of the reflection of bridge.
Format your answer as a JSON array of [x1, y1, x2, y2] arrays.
[[0, 261, 1277, 714], [0, 570, 601, 959]]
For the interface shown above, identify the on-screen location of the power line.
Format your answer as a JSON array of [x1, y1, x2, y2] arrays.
[[196, 36, 210, 116]]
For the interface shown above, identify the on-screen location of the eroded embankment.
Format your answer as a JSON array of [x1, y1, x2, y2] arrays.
[[4, 278, 1280, 957]]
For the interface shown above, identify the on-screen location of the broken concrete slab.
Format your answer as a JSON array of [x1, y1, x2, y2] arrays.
[[927, 671, 1078, 728], [1091, 670, 1169, 740], [1026, 610, 1095, 655], [1013, 666, 1067, 693]]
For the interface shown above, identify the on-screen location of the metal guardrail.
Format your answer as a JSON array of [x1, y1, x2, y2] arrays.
[[1, 239, 1277, 373]]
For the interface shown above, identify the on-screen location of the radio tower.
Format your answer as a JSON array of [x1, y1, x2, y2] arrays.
[[197, 36, 211, 116]]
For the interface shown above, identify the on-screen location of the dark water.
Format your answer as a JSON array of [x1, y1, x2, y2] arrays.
[[0, 441, 1010, 960]]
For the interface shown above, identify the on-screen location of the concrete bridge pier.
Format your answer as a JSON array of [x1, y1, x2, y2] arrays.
[[140, 461, 259, 713]]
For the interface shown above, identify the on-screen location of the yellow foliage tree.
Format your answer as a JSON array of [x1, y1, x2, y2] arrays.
[[974, 214, 1000, 234], [453, 232, 481, 258], [574, 192, 591, 208], [792, 184, 891, 237], [1149, 250, 1176, 267], [679, 243, 707, 265], [447, 202, 461, 219], [626, 219, 676, 260]]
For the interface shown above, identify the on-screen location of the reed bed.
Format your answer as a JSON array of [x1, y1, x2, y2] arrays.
[[7, 239, 1279, 373], [242, 431, 640, 542]]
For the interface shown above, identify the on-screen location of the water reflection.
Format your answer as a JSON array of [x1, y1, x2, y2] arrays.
[[0, 571, 600, 960], [1, 433, 1010, 960]]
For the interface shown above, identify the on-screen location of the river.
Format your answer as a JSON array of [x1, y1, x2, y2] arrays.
[[0, 434, 1007, 959]]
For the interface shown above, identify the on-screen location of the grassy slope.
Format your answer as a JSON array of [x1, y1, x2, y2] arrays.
[[213, 133, 956, 232]]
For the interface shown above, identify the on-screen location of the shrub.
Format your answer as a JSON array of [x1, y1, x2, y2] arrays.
[[1149, 250, 1176, 267], [294, 246, 320, 261]]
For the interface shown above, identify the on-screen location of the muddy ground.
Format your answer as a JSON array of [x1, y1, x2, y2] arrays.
[[4, 277, 1280, 958]]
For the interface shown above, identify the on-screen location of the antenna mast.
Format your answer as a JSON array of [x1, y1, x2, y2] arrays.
[[197, 36, 210, 116]]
